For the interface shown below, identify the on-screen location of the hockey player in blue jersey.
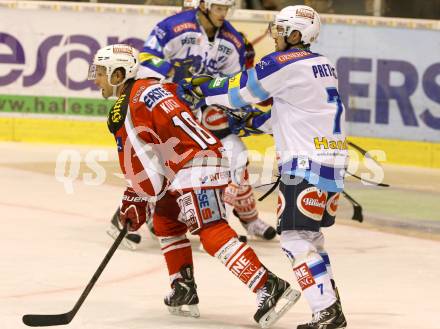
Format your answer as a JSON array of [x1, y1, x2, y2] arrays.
[[136, 0, 277, 241], [178, 5, 348, 329]]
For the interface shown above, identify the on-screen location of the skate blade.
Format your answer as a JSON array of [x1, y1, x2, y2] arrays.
[[106, 226, 138, 251], [167, 305, 200, 318], [258, 287, 301, 329]]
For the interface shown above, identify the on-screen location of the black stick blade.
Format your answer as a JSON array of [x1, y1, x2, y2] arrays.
[[22, 312, 72, 327], [352, 205, 364, 223]]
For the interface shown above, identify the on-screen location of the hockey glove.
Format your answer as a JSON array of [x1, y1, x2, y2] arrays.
[[120, 187, 150, 231], [226, 106, 266, 137], [177, 74, 213, 109]]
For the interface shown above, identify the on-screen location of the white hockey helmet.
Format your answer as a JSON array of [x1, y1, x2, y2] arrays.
[[88, 44, 139, 86], [204, 0, 235, 10], [270, 5, 321, 45], [182, 0, 200, 9]]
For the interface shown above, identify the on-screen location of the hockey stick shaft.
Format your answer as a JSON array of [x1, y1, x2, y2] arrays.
[[23, 222, 129, 327]]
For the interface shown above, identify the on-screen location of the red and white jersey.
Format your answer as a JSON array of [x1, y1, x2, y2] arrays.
[[108, 78, 229, 198]]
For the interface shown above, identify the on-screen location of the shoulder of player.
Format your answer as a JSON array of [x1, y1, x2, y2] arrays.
[[271, 48, 322, 67], [252, 49, 319, 80], [218, 22, 245, 52], [130, 80, 180, 112], [159, 9, 199, 41], [129, 79, 160, 105]]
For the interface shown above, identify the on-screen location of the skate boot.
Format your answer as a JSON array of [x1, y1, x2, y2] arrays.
[[241, 217, 277, 240], [106, 207, 142, 250], [254, 271, 301, 328], [164, 265, 200, 318], [297, 300, 347, 329]]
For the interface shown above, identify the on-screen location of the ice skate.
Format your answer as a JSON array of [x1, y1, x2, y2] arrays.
[[297, 300, 347, 329], [241, 216, 277, 240], [164, 265, 200, 318], [254, 271, 301, 328], [106, 207, 142, 250]]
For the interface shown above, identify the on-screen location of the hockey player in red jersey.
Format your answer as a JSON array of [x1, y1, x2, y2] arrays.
[[88, 43, 299, 327], [135, 0, 277, 243]]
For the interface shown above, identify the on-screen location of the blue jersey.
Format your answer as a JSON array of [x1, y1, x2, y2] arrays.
[[138, 9, 246, 82]]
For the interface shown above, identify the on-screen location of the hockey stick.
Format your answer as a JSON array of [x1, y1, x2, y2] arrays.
[[341, 191, 363, 223], [22, 222, 129, 327]]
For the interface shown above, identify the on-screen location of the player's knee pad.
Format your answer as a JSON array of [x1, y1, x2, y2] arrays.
[[223, 183, 238, 207], [280, 230, 329, 290], [176, 188, 227, 235], [232, 183, 258, 221], [280, 230, 322, 265], [223, 165, 248, 206]]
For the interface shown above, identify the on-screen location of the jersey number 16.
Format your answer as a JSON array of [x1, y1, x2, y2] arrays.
[[172, 112, 217, 149]]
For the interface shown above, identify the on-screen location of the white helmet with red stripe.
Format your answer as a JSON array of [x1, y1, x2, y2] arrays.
[[88, 44, 139, 87], [271, 5, 321, 45], [204, 0, 235, 10], [182, 0, 200, 9]]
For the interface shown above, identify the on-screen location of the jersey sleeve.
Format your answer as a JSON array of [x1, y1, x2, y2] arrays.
[[139, 23, 173, 78], [200, 53, 282, 108]]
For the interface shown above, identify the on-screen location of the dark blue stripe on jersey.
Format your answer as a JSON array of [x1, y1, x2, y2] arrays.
[[255, 55, 280, 80], [255, 49, 321, 80], [156, 9, 199, 45], [252, 110, 271, 129], [240, 71, 248, 89], [310, 261, 327, 278], [320, 253, 330, 266]]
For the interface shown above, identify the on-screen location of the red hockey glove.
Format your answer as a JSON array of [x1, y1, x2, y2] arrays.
[[120, 187, 150, 231]]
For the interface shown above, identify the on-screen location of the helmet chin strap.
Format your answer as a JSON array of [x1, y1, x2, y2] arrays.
[[107, 74, 125, 99], [199, 8, 219, 34], [284, 31, 309, 51], [112, 85, 119, 98]]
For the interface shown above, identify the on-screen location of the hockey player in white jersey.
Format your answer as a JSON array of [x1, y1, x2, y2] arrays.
[[178, 5, 347, 329], [133, 0, 277, 242]]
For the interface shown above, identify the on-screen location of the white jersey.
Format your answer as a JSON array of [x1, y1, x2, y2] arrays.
[[201, 48, 347, 192], [137, 9, 246, 82]]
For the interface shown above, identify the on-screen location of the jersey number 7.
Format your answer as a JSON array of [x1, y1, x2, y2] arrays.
[[326, 87, 344, 134], [172, 112, 217, 149]]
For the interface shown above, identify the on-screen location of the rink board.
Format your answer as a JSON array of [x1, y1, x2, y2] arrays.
[[0, 1, 439, 167], [0, 116, 439, 168]]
